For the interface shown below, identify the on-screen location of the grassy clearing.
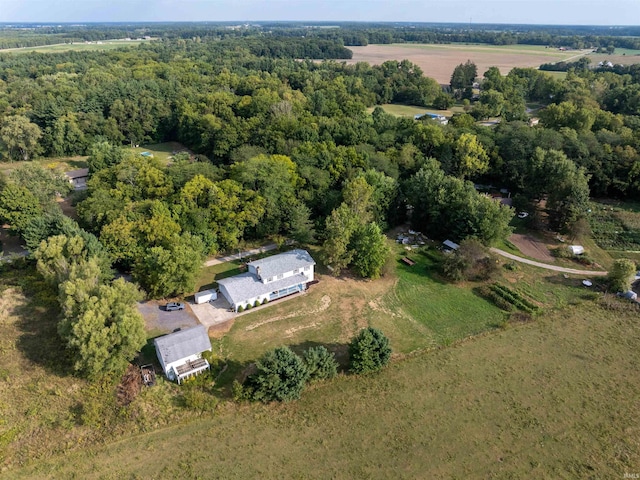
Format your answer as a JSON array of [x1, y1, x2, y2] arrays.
[[129, 141, 190, 164], [0, 156, 87, 174], [0, 40, 150, 55], [13, 297, 640, 479], [367, 103, 463, 117], [381, 247, 505, 350]]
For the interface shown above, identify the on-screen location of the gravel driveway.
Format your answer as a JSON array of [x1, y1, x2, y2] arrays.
[[137, 301, 199, 334]]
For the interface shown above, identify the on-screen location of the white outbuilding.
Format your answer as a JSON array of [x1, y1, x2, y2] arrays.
[[154, 325, 212, 384], [568, 245, 585, 255]]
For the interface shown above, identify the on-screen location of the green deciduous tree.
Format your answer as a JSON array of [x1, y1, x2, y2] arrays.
[[351, 222, 390, 279], [0, 115, 43, 161], [133, 234, 205, 298], [406, 159, 513, 245], [442, 238, 499, 282], [58, 263, 146, 380], [454, 133, 490, 179], [349, 327, 392, 374], [245, 347, 309, 402]]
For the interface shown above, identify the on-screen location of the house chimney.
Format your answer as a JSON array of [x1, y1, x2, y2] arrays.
[[256, 266, 261, 280]]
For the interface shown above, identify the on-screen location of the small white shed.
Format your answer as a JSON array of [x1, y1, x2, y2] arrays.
[[568, 245, 585, 255], [443, 240, 460, 252], [194, 289, 217, 304], [154, 325, 212, 384]]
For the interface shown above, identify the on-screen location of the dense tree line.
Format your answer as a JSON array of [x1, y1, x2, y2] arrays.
[[0, 31, 639, 289], [0, 25, 639, 382]]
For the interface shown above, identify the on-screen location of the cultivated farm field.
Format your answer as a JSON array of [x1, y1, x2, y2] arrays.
[[347, 43, 590, 83]]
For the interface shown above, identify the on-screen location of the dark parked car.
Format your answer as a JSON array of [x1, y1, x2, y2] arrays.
[[165, 302, 185, 311]]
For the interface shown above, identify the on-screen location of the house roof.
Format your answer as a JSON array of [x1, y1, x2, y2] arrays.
[[218, 272, 309, 305], [247, 249, 315, 280], [443, 240, 460, 250], [65, 168, 89, 179], [154, 325, 211, 366]]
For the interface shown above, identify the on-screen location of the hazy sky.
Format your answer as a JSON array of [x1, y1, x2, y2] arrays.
[[1, 0, 638, 25]]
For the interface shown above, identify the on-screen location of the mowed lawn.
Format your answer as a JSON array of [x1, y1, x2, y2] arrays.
[[367, 103, 463, 117], [14, 299, 640, 479], [130, 141, 190, 164], [381, 250, 505, 351]]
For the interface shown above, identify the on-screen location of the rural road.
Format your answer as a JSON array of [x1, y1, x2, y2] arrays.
[[204, 243, 278, 267], [490, 248, 608, 276]]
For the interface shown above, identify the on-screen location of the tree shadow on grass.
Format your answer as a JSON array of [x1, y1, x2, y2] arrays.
[[9, 265, 75, 376], [210, 340, 350, 400]]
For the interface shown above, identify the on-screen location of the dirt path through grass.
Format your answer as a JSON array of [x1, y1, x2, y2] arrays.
[[492, 247, 608, 275]]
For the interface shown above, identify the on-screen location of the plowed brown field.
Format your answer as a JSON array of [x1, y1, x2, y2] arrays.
[[347, 44, 589, 83]]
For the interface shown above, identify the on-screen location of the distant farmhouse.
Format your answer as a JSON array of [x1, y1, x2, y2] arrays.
[[65, 168, 89, 190], [154, 325, 212, 384], [414, 112, 448, 125], [218, 249, 316, 312]]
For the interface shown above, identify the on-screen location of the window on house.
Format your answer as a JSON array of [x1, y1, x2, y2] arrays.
[[267, 277, 273, 282], [277, 274, 284, 280], [304, 266, 311, 271], [293, 269, 299, 274]]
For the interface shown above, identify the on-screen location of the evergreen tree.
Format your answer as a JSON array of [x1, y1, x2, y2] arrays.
[[349, 327, 392, 374]]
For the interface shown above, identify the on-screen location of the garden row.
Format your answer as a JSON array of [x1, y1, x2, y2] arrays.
[[477, 283, 539, 314]]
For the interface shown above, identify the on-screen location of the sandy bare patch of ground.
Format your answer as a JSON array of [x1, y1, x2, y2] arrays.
[[509, 233, 554, 262], [245, 294, 332, 332], [346, 44, 588, 84]]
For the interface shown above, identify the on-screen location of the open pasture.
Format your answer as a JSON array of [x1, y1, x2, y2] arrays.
[[13, 296, 640, 479], [0, 39, 151, 55], [347, 43, 589, 83]]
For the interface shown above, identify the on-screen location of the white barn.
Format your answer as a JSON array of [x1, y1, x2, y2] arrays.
[[218, 249, 316, 312], [154, 325, 212, 384]]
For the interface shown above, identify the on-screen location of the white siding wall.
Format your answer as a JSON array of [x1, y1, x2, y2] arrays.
[[303, 266, 314, 282], [262, 267, 315, 284], [237, 294, 270, 311]]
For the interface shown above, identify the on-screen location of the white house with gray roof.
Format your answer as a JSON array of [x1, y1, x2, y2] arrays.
[[154, 325, 212, 384], [217, 249, 315, 312]]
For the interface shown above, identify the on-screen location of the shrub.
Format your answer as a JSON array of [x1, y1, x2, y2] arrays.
[[246, 303, 252, 310], [237, 305, 244, 313], [349, 327, 392, 374], [182, 388, 217, 413], [232, 380, 249, 402], [245, 347, 309, 402], [254, 300, 260, 308], [551, 247, 571, 259], [303, 346, 339, 381], [262, 298, 268, 305], [607, 258, 636, 292]]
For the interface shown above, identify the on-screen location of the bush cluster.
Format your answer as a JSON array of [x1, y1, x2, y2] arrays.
[[235, 328, 392, 403]]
